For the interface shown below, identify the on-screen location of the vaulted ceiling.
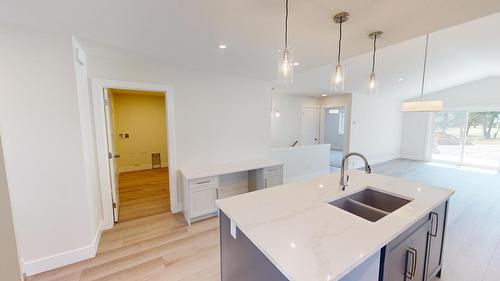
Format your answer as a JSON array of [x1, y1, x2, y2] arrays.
[[1, 0, 500, 99]]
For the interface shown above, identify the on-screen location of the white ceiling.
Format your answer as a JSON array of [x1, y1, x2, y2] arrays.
[[278, 12, 500, 100], [1, 0, 500, 84]]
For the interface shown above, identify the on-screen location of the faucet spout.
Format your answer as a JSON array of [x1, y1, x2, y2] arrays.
[[339, 152, 371, 191]]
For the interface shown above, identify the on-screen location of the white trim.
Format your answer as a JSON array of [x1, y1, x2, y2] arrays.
[[91, 79, 179, 230], [23, 221, 103, 276]]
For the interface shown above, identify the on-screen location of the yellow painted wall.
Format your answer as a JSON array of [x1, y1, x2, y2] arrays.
[[109, 89, 168, 172]]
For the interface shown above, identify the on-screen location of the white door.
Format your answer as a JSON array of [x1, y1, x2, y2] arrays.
[[300, 106, 320, 145], [103, 89, 120, 222]]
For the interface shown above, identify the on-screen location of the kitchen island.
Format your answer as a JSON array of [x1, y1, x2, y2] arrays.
[[216, 170, 454, 281]]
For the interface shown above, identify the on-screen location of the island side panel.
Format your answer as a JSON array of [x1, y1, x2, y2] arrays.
[[220, 211, 289, 281]]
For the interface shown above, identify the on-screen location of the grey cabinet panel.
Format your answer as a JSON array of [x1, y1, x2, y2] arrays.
[[220, 212, 289, 281], [425, 201, 447, 280], [383, 219, 431, 281]]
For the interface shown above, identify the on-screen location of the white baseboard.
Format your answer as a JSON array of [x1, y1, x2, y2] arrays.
[[118, 162, 168, 173], [23, 221, 103, 276], [284, 169, 331, 183]]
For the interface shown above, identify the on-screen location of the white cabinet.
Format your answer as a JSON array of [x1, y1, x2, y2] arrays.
[[183, 176, 219, 224], [190, 185, 217, 218], [182, 161, 283, 224], [249, 165, 283, 191], [265, 172, 283, 188]]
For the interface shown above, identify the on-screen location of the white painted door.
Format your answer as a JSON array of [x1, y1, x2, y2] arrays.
[[300, 106, 320, 145], [103, 89, 120, 222]]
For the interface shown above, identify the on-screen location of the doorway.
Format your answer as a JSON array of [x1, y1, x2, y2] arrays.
[[430, 110, 500, 169], [106, 89, 170, 222], [300, 106, 320, 145], [92, 80, 177, 230], [323, 107, 346, 167]]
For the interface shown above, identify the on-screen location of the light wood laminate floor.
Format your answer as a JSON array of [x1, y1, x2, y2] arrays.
[[28, 159, 500, 281], [118, 168, 170, 222]]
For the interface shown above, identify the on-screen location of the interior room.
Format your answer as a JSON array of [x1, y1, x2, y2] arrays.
[[0, 1, 500, 281], [107, 88, 170, 222]]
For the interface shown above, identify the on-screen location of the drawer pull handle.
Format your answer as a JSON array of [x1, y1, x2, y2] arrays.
[[430, 212, 439, 237], [196, 180, 211, 184], [406, 248, 417, 279]]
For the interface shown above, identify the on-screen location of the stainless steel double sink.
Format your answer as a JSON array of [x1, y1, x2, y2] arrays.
[[329, 188, 412, 222]]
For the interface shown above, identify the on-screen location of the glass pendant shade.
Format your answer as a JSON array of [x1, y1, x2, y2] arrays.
[[278, 47, 294, 84], [368, 73, 378, 95], [330, 63, 345, 93]]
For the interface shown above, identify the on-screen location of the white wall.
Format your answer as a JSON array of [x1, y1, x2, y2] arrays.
[[72, 38, 103, 241], [271, 144, 330, 182], [0, 23, 272, 275], [349, 94, 403, 168], [0, 23, 100, 275], [0, 135, 23, 281], [400, 76, 500, 161], [80, 39, 272, 206], [271, 93, 320, 147]]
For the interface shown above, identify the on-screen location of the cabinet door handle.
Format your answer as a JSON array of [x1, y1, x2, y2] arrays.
[[430, 212, 439, 237], [216, 188, 219, 199], [406, 248, 417, 279], [264, 178, 268, 188], [196, 180, 211, 185]]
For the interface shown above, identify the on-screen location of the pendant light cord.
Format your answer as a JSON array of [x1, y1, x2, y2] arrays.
[[284, 0, 289, 49], [371, 36, 377, 73], [420, 34, 429, 100], [337, 20, 343, 64]]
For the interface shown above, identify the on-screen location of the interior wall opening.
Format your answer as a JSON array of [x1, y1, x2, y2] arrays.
[[106, 88, 170, 223]]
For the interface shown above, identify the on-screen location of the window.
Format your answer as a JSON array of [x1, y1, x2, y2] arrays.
[[431, 110, 500, 169], [338, 110, 345, 135]]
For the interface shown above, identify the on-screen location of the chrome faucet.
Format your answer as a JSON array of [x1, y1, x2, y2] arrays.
[[339, 152, 372, 191]]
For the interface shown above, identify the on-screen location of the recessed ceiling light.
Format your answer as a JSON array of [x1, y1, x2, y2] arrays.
[[293, 62, 300, 66], [217, 44, 227, 49], [321, 93, 328, 97], [397, 78, 404, 82]]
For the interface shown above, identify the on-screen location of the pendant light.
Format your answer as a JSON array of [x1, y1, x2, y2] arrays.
[[278, 0, 293, 84], [330, 12, 349, 93], [368, 31, 382, 94], [401, 34, 443, 112]]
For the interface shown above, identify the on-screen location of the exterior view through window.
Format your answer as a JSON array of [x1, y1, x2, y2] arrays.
[[431, 111, 500, 169]]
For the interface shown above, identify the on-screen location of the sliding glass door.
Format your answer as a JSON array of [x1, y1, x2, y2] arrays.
[[431, 110, 500, 169]]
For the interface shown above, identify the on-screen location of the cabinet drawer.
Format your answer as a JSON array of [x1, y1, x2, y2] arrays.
[[189, 176, 218, 190], [264, 165, 282, 175]]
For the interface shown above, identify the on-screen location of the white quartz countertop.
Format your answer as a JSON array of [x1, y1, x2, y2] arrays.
[[216, 171, 454, 281], [180, 158, 282, 180]]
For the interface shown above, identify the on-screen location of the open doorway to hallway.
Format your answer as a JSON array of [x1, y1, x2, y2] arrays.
[[323, 106, 346, 168], [107, 88, 170, 223]]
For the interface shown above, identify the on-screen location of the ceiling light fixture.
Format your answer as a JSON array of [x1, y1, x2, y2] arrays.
[[368, 31, 383, 95], [293, 62, 300, 66], [331, 12, 349, 93], [401, 34, 443, 112], [397, 78, 404, 82], [278, 0, 294, 84], [217, 44, 227, 49]]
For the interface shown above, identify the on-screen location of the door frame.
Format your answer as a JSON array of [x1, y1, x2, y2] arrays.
[[299, 105, 320, 145], [91, 79, 179, 230]]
